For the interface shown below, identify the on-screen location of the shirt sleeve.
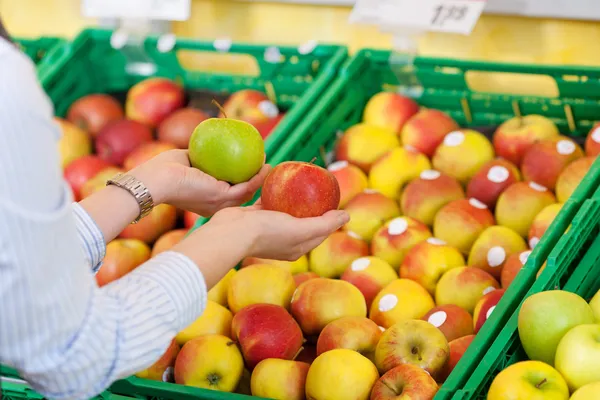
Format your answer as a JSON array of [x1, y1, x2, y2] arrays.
[[72, 202, 107, 272], [0, 38, 207, 400]]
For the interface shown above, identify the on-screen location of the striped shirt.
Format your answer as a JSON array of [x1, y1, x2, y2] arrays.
[[0, 37, 207, 399]]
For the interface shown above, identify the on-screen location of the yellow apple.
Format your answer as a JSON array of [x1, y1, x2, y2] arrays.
[[175, 301, 233, 345], [555, 324, 600, 392], [487, 360, 569, 400]]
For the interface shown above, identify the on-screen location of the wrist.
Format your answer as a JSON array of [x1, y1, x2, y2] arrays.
[[128, 165, 172, 205]]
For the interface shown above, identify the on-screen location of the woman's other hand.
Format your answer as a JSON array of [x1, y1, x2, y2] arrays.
[[129, 149, 270, 217]]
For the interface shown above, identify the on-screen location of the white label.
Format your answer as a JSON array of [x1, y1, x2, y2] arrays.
[[529, 237, 540, 249], [427, 237, 447, 246], [487, 166, 510, 183], [482, 286, 496, 296], [529, 182, 548, 192], [556, 140, 576, 155], [264, 47, 282, 63], [347, 231, 363, 240], [351, 257, 371, 271], [420, 169, 441, 180], [349, 0, 486, 36], [82, 0, 191, 21], [388, 218, 408, 236], [469, 198, 488, 210], [327, 160, 349, 172], [258, 101, 280, 118], [444, 131, 465, 147], [157, 34, 176, 53], [379, 326, 386, 332], [487, 246, 506, 267], [404, 144, 419, 153], [213, 38, 232, 52], [378, 294, 398, 312], [364, 188, 379, 194], [162, 366, 174, 382], [519, 250, 532, 265], [298, 40, 318, 55], [427, 311, 447, 328], [592, 127, 600, 143], [485, 305, 496, 320]]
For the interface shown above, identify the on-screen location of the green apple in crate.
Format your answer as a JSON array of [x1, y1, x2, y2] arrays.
[[518, 290, 595, 366], [555, 324, 600, 391]]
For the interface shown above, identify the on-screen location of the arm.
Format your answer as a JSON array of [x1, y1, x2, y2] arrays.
[[0, 40, 213, 399]]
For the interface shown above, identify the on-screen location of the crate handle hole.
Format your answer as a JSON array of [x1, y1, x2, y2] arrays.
[[175, 50, 260, 77], [465, 70, 560, 98]]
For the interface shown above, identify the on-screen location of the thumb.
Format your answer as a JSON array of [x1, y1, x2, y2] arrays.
[[298, 210, 350, 238]]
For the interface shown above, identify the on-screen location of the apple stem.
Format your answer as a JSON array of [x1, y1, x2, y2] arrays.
[[535, 378, 547, 389], [309, 157, 317, 164], [292, 346, 304, 361], [226, 341, 237, 347], [212, 99, 228, 119]]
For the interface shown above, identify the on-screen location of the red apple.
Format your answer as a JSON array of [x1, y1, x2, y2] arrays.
[[438, 335, 476, 382], [96, 239, 151, 287], [135, 339, 180, 382], [422, 304, 474, 342], [254, 114, 285, 140], [157, 108, 209, 149], [123, 141, 178, 171], [327, 161, 368, 209], [370, 363, 439, 400], [63, 155, 114, 200], [473, 288, 505, 333], [466, 158, 521, 209], [231, 304, 304, 370], [95, 119, 154, 166], [221, 89, 278, 125], [294, 272, 320, 287], [125, 77, 185, 128], [261, 161, 340, 218], [362, 92, 420, 134], [316, 316, 382, 358], [66, 93, 124, 137], [119, 204, 178, 244], [152, 229, 188, 256]]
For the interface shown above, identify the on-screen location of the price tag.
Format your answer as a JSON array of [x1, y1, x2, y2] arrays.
[[350, 0, 486, 35], [82, 0, 191, 21]]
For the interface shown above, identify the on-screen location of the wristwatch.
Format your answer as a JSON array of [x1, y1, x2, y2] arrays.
[[106, 172, 154, 223]]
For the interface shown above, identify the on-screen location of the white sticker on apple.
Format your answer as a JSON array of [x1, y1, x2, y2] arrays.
[[388, 218, 408, 236], [258, 101, 279, 118], [487, 166, 510, 183], [482, 286, 496, 296], [529, 237, 540, 249], [519, 250, 532, 265], [404, 144, 418, 153], [213, 38, 232, 52], [443, 131, 465, 147], [378, 294, 398, 312], [298, 40, 318, 55], [556, 139, 576, 155], [427, 237, 446, 246], [427, 311, 447, 328], [162, 366, 174, 383], [351, 257, 370, 271], [364, 188, 379, 194], [487, 246, 506, 267], [592, 126, 600, 143], [469, 198, 488, 210], [327, 160, 348, 172], [529, 182, 548, 192], [378, 326, 386, 332], [486, 305, 496, 320], [347, 231, 363, 240], [420, 169, 441, 180]]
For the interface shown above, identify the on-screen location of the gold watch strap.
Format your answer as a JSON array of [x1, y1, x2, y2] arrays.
[[106, 173, 154, 223]]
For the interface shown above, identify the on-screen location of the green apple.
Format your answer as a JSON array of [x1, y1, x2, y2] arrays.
[[555, 324, 600, 392], [570, 381, 600, 400], [487, 360, 569, 400], [518, 290, 595, 365], [588, 289, 600, 321], [188, 118, 265, 184]]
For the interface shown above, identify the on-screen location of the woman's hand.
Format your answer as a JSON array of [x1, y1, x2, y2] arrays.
[[129, 149, 270, 217], [209, 204, 350, 262]]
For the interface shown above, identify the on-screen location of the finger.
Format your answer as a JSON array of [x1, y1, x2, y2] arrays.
[[294, 210, 350, 239], [225, 164, 271, 200]]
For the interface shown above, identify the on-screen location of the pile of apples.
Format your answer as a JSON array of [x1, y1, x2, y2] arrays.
[[488, 289, 600, 400], [56, 78, 283, 286], [130, 92, 599, 400]]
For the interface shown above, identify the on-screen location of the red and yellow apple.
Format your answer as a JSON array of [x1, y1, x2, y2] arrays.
[[327, 160, 368, 208], [309, 231, 369, 278], [56, 117, 92, 169], [80, 166, 124, 199], [66, 93, 124, 137], [220, 89, 278, 126], [435, 267, 500, 314], [467, 225, 528, 279], [371, 216, 432, 270], [95, 119, 154, 166], [437, 335, 475, 383], [342, 190, 401, 242], [369, 279, 435, 328], [96, 239, 151, 287], [242, 255, 309, 275], [250, 359, 309, 400], [336, 123, 400, 173], [293, 272, 320, 287], [123, 141, 178, 170], [370, 363, 439, 400], [152, 229, 187, 256], [400, 108, 460, 157], [500, 250, 531, 288], [316, 316, 382, 360], [585, 123, 600, 157], [362, 92, 420, 134], [157, 107, 209, 149], [466, 158, 521, 209], [63, 155, 114, 200], [556, 156, 596, 203], [528, 203, 562, 249], [119, 203, 178, 244], [340, 256, 398, 308], [473, 288, 505, 333], [135, 339, 180, 382], [422, 304, 474, 342], [176, 300, 233, 345], [126, 77, 185, 128]]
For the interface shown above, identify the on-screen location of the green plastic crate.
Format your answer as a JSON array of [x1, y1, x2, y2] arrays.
[[190, 48, 600, 400], [450, 169, 600, 400], [14, 36, 64, 66], [37, 28, 347, 165]]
